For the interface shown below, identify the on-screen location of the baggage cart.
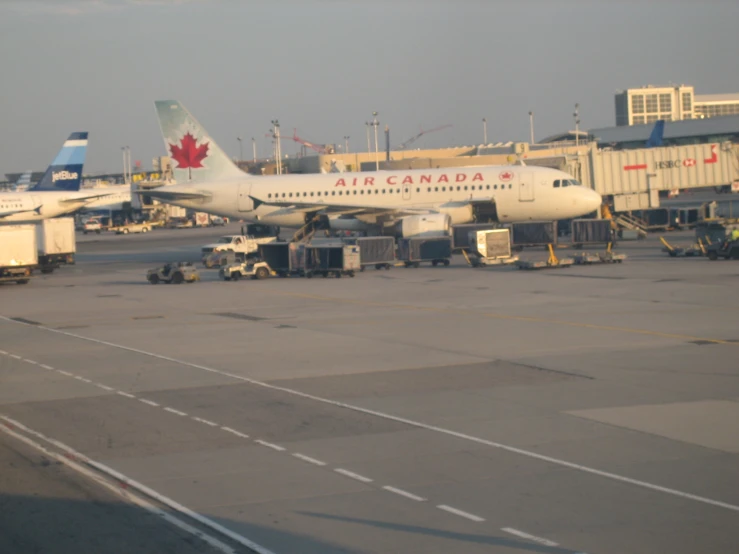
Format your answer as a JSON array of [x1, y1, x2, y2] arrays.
[[397, 237, 452, 267], [451, 223, 499, 251], [258, 242, 303, 277], [510, 221, 557, 249], [304, 244, 361, 278], [571, 219, 613, 248], [465, 229, 518, 267], [354, 236, 396, 270]]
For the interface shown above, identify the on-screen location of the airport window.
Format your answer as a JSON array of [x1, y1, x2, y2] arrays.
[[553, 180, 560, 188], [682, 92, 692, 112], [631, 95, 644, 114], [646, 115, 658, 123], [659, 94, 671, 112], [645, 94, 658, 113], [633, 116, 645, 124]]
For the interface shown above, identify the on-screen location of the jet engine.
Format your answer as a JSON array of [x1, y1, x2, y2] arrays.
[[327, 215, 372, 232], [392, 214, 451, 239]]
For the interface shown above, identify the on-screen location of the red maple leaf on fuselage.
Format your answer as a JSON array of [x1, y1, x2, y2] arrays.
[[169, 133, 209, 169]]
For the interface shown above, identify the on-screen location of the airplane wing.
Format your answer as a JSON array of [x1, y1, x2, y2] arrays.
[[133, 190, 210, 201], [60, 192, 131, 204], [250, 195, 492, 217]]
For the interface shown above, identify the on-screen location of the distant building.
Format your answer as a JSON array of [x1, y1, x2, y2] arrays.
[[615, 85, 739, 126]]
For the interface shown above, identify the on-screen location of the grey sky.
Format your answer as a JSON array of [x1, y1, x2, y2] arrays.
[[1, 0, 738, 175]]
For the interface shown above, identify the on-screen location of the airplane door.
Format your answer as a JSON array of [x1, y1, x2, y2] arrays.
[[402, 183, 412, 201], [237, 183, 253, 212], [518, 173, 535, 202]]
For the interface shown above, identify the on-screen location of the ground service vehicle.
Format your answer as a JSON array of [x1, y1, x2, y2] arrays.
[[220, 260, 274, 281], [147, 262, 200, 284], [36, 217, 76, 273], [201, 235, 277, 265], [110, 221, 152, 234], [82, 219, 102, 234], [0, 225, 37, 284], [706, 239, 739, 260]]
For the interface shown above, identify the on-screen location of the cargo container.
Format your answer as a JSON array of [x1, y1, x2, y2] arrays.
[[451, 223, 500, 250], [466, 229, 516, 267], [397, 237, 452, 267], [254, 241, 304, 276], [571, 219, 613, 247], [35, 217, 76, 273], [304, 244, 361, 278], [354, 236, 396, 270], [510, 221, 557, 248], [0, 225, 37, 284]]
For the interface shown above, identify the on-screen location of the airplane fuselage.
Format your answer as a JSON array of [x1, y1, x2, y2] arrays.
[[0, 191, 105, 223], [152, 165, 602, 228]]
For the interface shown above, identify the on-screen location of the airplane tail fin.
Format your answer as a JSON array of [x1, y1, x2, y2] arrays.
[[154, 100, 244, 183], [646, 120, 665, 148], [14, 171, 32, 191], [29, 132, 88, 192]]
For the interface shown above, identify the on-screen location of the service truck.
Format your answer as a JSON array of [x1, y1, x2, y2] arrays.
[[35, 217, 76, 273], [201, 235, 277, 266], [0, 225, 37, 285]]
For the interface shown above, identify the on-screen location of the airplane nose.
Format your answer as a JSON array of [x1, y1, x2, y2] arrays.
[[586, 188, 602, 213]]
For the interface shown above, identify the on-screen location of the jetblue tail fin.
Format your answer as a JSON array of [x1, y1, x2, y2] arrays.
[[154, 100, 244, 183], [30, 132, 88, 192], [646, 120, 665, 148]]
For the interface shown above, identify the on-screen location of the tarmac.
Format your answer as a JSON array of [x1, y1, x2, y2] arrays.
[[1, 223, 738, 553]]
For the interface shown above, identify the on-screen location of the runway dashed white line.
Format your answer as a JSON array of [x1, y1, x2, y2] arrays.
[[334, 468, 373, 483], [292, 453, 327, 466], [501, 527, 559, 547], [139, 398, 160, 407], [382, 486, 426, 502], [220, 426, 249, 439], [0, 348, 492, 528], [437, 504, 485, 522], [192, 416, 218, 427], [254, 439, 286, 452]]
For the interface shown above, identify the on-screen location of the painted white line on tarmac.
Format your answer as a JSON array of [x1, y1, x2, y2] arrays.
[[334, 468, 373, 483], [220, 426, 249, 439], [0, 416, 276, 554], [164, 407, 187, 417], [116, 391, 136, 399], [292, 453, 327, 466], [254, 439, 286, 452], [139, 398, 159, 407], [96, 384, 114, 392], [40, 364, 54, 370], [437, 504, 485, 522], [7, 316, 739, 513], [75, 376, 92, 383], [382, 486, 426, 502], [9, 354, 21, 360], [0, 349, 6, 355], [57, 370, 73, 377], [502, 527, 559, 547], [192, 417, 218, 427], [23, 358, 38, 364]]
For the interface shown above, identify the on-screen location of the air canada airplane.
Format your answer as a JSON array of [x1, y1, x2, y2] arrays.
[[145, 100, 602, 236], [0, 133, 119, 223]]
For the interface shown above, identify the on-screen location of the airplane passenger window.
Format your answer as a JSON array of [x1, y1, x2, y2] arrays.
[[442, 187, 446, 192], [382, 189, 386, 193], [427, 187, 431, 192], [486, 185, 490, 190], [360, 190, 364, 194], [435, 187, 438, 192], [416, 188, 420, 193], [268, 193, 272, 198], [509, 184, 512, 189], [464, 186, 468, 191], [310, 192, 314, 196], [353, 190, 357, 195]]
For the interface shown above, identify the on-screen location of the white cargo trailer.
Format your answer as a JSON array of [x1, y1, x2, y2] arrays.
[[36, 217, 76, 273], [0, 225, 37, 284]]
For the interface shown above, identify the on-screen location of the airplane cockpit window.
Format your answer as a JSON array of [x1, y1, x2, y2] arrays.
[[553, 180, 560, 188], [568, 179, 581, 186]]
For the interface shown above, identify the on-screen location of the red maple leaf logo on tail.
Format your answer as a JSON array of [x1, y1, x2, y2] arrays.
[[169, 133, 209, 169]]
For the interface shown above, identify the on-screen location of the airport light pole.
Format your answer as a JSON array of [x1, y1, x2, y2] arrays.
[[344, 136, 350, 153], [372, 112, 379, 171], [529, 111, 535, 144], [271, 119, 282, 175], [237, 137, 242, 162], [365, 122, 371, 154], [251, 137, 256, 163], [573, 103, 580, 148], [482, 118, 487, 145]]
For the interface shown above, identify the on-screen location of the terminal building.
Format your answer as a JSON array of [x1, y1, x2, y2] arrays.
[[615, 85, 739, 126]]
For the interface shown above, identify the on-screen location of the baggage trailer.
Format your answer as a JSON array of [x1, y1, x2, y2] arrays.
[[510, 221, 557, 249], [35, 217, 76, 274], [257, 242, 305, 276], [397, 237, 452, 267], [464, 229, 517, 267], [571, 219, 613, 248], [304, 244, 361, 278], [0, 225, 37, 285], [354, 236, 396, 270]]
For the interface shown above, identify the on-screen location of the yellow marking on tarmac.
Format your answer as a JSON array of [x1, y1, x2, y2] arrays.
[[266, 291, 732, 345]]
